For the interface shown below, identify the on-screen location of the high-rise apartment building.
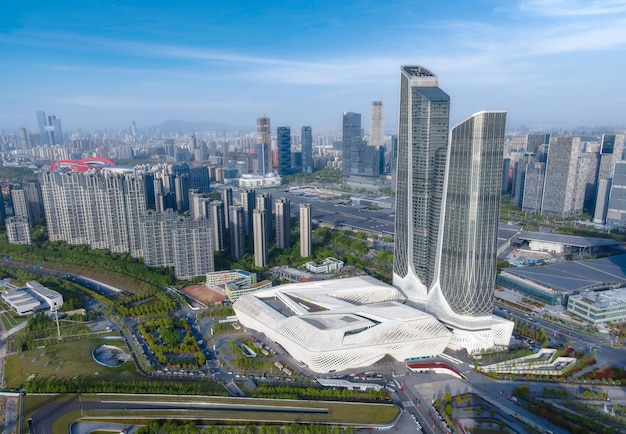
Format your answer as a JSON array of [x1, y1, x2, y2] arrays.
[[209, 200, 226, 251], [6, 216, 31, 245], [342, 112, 362, 178], [221, 187, 233, 229], [275, 197, 291, 249], [257, 115, 271, 175], [10, 186, 29, 221], [172, 216, 214, 280], [240, 189, 256, 236], [23, 179, 45, 221], [370, 100, 384, 148], [393, 66, 449, 301], [253, 209, 268, 267], [299, 203, 312, 258], [277, 127, 292, 176], [229, 206, 245, 259], [302, 126, 313, 174], [40, 168, 213, 279], [394, 66, 512, 353], [255, 193, 273, 245]]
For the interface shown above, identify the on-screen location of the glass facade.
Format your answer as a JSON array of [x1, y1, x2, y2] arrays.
[[439, 112, 507, 316], [393, 66, 449, 292]]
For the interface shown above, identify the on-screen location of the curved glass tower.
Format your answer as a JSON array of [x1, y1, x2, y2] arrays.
[[393, 66, 449, 301]]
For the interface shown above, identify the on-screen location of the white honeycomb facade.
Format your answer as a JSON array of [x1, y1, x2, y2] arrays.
[[233, 276, 453, 373]]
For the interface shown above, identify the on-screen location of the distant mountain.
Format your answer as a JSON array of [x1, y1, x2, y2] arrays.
[[152, 119, 252, 133]]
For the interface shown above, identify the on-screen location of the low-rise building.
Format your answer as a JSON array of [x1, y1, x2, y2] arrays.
[[567, 288, 626, 324], [1, 280, 63, 316], [305, 257, 344, 274], [239, 174, 282, 188]]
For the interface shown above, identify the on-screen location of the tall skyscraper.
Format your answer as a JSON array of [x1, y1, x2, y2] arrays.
[[222, 187, 233, 229], [275, 197, 291, 249], [300, 203, 312, 258], [393, 66, 449, 301], [257, 115, 271, 175], [36, 110, 64, 145], [342, 112, 362, 178], [370, 100, 384, 148], [277, 127, 292, 176], [393, 66, 512, 353], [10, 186, 29, 221], [253, 209, 268, 267], [301, 126, 313, 174], [229, 206, 245, 259], [255, 193, 273, 245], [18, 127, 29, 150], [209, 200, 226, 251], [427, 111, 508, 332], [541, 136, 582, 218], [240, 189, 256, 236], [594, 134, 625, 224]]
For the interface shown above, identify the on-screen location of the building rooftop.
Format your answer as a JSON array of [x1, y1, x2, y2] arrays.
[[518, 232, 622, 248], [502, 254, 626, 293], [569, 288, 626, 309], [402, 65, 435, 77]]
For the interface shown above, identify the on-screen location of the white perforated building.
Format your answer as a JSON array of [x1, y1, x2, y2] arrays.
[[233, 276, 453, 373]]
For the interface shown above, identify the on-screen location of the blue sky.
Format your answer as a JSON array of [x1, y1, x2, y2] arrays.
[[2, 0, 626, 133]]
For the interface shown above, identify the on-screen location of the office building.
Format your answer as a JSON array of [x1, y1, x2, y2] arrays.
[[395, 66, 512, 353], [253, 209, 268, 267], [277, 127, 292, 176], [594, 134, 626, 224], [606, 161, 626, 226], [370, 100, 384, 148], [240, 189, 256, 235], [36, 110, 64, 145], [300, 203, 312, 258], [521, 161, 546, 214], [541, 136, 582, 217], [302, 126, 313, 174], [229, 206, 246, 259], [342, 112, 362, 178], [393, 66, 449, 301], [257, 115, 271, 175], [275, 197, 291, 249], [426, 111, 512, 351]]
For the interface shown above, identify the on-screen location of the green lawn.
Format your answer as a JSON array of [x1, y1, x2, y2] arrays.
[[4, 336, 142, 389], [24, 393, 401, 433]]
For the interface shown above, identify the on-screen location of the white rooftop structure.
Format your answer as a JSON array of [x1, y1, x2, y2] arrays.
[[233, 276, 452, 373]]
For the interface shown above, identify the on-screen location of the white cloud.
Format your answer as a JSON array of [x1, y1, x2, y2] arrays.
[[520, 0, 626, 16]]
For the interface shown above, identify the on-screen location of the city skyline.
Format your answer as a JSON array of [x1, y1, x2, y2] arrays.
[[2, 1, 626, 132]]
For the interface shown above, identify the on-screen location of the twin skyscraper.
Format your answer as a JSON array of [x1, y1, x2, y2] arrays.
[[393, 66, 512, 351], [233, 66, 513, 371]]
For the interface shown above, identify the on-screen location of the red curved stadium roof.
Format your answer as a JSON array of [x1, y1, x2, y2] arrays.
[[50, 157, 115, 172]]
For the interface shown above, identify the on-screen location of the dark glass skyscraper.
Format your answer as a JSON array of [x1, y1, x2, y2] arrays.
[[342, 112, 362, 178], [277, 127, 292, 176], [301, 126, 313, 174]]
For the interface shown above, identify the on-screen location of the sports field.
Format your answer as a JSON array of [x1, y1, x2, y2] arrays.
[[181, 285, 226, 306]]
